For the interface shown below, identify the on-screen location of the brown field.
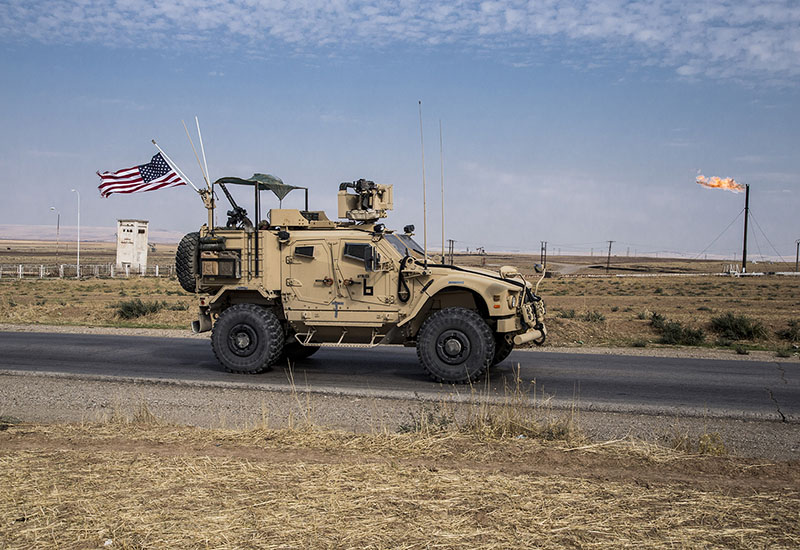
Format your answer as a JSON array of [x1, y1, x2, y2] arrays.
[[0, 239, 177, 266], [1, 241, 799, 351], [2, 242, 798, 548], [1, 417, 798, 549]]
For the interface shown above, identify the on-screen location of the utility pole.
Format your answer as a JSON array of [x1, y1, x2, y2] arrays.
[[49, 206, 60, 264], [606, 240, 614, 272], [70, 189, 80, 278], [540, 241, 547, 269], [742, 184, 750, 273], [795, 239, 799, 273]]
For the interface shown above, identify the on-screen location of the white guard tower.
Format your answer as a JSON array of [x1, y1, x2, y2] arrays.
[[116, 219, 149, 271]]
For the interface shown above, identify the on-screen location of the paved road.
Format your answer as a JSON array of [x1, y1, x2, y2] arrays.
[[0, 331, 797, 421]]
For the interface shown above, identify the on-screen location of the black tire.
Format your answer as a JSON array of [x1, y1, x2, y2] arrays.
[[492, 333, 514, 366], [176, 232, 200, 293], [277, 341, 320, 365], [417, 307, 495, 384], [211, 304, 285, 374]]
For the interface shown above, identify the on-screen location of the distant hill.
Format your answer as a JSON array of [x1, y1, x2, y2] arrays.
[[0, 224, 184, 244]]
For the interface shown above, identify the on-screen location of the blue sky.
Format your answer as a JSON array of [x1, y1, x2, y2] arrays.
[[0, 0, 798, 259]]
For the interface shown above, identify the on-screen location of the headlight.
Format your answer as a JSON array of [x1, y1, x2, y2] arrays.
[[508, 293, 518, 308]]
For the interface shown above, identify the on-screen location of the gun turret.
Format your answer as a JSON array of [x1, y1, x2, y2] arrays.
[[337, 179, 393, 222]]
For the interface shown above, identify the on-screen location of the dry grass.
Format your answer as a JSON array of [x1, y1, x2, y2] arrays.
[[1, 411, 798, 550], [0, 278, 194, 328], [537, 275, 800, 349]]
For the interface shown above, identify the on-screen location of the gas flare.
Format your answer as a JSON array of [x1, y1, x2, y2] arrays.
[[696, 174, 745, 193]]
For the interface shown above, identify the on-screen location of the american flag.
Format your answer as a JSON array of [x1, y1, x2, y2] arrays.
[[97, 153, 186, 198]]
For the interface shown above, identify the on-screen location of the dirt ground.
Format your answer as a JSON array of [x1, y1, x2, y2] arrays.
[[1, 421, 798, 549], [2, 242, 798, 548]]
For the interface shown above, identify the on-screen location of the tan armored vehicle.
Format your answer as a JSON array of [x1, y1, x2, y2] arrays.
[[178, 175, 547, 383]]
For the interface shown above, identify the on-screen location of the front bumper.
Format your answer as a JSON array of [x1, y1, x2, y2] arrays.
[[515, 298, 547, 346]]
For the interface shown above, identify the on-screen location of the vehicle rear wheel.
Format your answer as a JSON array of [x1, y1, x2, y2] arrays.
[[175, 232, 200, 293], [492, 333, 514, 365], [211, 304, 284, 374], [417, 307, 495, 383]]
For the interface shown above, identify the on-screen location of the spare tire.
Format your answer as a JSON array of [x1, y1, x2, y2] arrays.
[[176, 232, 200, 293]]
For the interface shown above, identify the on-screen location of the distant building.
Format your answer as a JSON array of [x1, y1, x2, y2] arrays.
[[116, 219, 149, 271]]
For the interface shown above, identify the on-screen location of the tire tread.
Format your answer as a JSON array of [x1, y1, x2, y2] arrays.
[[416, 307, 494, 384], [211, 304, 284, 374], [176, 232, 200, 293]]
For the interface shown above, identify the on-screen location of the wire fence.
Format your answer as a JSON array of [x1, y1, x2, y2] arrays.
[[0, 264, 176, 279]]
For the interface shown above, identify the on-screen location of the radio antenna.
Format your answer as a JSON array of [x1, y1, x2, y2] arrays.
[[418, 101, 428, 268], [195, 116, 215, 227], [439, 119, 444, 263], [182, 119, 209, 188], [195, 116, 210, 186]]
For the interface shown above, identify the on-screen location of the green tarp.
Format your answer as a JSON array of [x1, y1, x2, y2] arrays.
[[214, 173, 300, 200]]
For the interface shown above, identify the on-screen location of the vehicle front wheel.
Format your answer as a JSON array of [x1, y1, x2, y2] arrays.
[[417, 307, 495, 383], [211, 304, 284, 374], [492, 333, 514, 366]]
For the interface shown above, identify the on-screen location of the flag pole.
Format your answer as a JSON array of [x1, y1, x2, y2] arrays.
[[151, 139, 200, 192]]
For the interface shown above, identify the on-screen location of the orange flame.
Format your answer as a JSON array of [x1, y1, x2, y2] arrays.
[[696, 174, 745, 193]]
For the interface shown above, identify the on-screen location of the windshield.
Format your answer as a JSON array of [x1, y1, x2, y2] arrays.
[[385, 233, 425, 258]]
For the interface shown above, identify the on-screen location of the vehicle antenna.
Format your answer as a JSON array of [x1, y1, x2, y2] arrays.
[[196, 117, 210, 187], [439, 118, 444, 263], [418, 101, 428, 268], [195, 116, 215, 227], [182, 119, 209, 188]]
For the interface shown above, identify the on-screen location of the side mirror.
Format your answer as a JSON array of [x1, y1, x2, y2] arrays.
[[533, 263, 544, 273]]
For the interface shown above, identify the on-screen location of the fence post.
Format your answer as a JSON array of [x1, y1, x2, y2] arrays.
[[155, 265, 159, 277], [40, 265, 44, 278], [18, 265, 23, 279], [110, 265, 115, 278], [125, 265, 130, 277]]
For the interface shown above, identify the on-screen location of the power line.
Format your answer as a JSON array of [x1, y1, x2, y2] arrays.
[[749, 220, 767, 263], [748, 209, 789, 264], [693, 208, 744, 260]]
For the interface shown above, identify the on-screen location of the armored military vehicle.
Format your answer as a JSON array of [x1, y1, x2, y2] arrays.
[[177, 174, 547, 383]]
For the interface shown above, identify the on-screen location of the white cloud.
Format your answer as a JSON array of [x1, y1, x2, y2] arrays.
[[1, 1, 799, 81]]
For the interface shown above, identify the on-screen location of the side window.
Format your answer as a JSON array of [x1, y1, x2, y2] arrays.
[[343, 242, 379, 272], [294, 245, 314, 258], [343, 243, 370, 262]]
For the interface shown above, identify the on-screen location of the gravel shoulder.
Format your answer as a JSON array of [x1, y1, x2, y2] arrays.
[[1, 369, 798, 460]]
